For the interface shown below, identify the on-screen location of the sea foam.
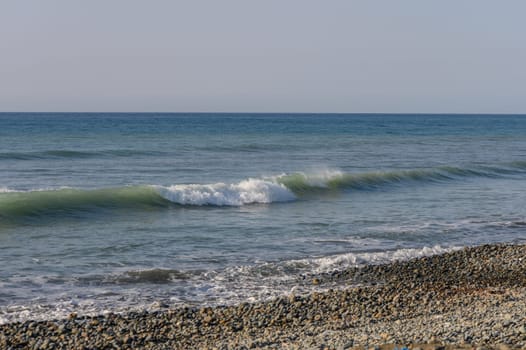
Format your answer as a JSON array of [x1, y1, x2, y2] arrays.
[[156, 178, 296, 206], [0, 188, 16, 193]]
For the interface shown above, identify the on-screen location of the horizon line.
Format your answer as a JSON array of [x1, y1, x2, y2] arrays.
[[1, 111, 526, 116]]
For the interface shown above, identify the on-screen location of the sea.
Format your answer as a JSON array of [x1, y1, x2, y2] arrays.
[[1, 113, 526, 324]]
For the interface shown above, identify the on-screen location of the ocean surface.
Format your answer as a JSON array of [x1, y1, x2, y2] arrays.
[[1, 113, 526, 324]]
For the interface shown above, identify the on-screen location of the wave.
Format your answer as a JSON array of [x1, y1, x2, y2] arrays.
[[296, 245, 460, 273], [0, 186, 169, 222], [0, 149, 165, 160], [92, 245, 458, 288], [2, 162, 526, 222], [0, 180, 295, 223], [107, 269, 194, 284], [276, 163, 526, 194]]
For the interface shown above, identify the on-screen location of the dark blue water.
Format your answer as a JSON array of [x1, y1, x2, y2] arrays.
[[1, 113, 526, 323]]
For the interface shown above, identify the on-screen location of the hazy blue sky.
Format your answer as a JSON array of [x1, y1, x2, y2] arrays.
[[1, 1, 525, 113]]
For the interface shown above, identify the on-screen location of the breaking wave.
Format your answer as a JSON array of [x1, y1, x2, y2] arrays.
[[2, 162, 526, 222]]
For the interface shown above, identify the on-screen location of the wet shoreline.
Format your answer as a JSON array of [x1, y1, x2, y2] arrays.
[[2, 243, 525, 349]]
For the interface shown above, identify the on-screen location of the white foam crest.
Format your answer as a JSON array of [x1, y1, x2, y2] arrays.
[[293, 245, 461, 274], [0, 187, 16, 193], [155, 178, 296, 206], [0, 186, 73, 194], [275, 169, 344, 188], [304, 169, 344, 187]]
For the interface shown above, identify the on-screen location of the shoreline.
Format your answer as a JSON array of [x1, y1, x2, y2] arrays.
[[2, 243, 526, 349]]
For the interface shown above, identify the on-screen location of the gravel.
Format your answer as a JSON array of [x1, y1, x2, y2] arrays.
[[1, 243, 526, 349]]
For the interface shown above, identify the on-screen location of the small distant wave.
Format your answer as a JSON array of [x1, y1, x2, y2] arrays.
[[195, 143, 304, 153], [0, 149, 165, 160]]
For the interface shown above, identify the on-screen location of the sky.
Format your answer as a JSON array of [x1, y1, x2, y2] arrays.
[[1, 0, 525, 113]]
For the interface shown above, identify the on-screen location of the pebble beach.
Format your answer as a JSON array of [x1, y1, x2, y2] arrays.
[[1, 243, 525, 349]]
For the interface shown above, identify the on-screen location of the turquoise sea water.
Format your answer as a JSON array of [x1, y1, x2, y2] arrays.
[[1, 113, 526, 323]]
